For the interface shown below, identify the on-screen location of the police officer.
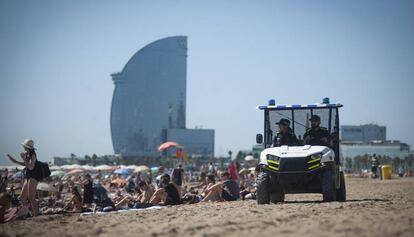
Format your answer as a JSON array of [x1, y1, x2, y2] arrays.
[[303, 115, 330, 146], [272, 119, 299, 147]]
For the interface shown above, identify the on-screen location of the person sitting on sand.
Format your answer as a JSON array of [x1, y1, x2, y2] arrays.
[[201, 172, 240, 202], [94, 169, 102, 180], [136, 181, 154, 203], [240, 173, 256, 200], [112, 190, 125, 205], [0, 193, 13, 223], [220, 172, 240, 201], [200, 174, 223, 202], [113, 192, 134, 209], [64, 185, 83, 212], [192, 172, 207, 190], [79, 174, 94, 208], [150, 174, 181, 206], [93, 183, 115, 212]]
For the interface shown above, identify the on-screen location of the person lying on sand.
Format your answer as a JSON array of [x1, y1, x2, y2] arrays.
[[150, 174, 181, 206]]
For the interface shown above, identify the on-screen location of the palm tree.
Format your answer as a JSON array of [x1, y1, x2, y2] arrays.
[[91, 154, 97, 167]]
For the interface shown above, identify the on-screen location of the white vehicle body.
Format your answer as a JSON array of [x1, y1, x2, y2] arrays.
[[260, 145, 335, 166]]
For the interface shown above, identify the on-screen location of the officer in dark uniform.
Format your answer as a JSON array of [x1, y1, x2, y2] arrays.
[[303, 115, 330, 146], [272, 119, 299, 147]]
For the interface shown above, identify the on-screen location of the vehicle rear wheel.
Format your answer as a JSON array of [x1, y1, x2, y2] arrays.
[[336, 171, 346, 202], [256, 171, 270, 204], [321, 169, 337, 202]]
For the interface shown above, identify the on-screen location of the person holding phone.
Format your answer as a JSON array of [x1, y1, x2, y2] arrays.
[[7, 139, 41, 216]]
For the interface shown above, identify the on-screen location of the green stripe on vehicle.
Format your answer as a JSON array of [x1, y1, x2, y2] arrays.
[[268, 165, 279, 171], [267, 160, 279, 165], [308, 164, 320, 170], [307, 158, 321, 164]]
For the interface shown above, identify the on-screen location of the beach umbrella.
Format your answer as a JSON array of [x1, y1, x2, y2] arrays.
[[238, 168, 249, 176], [134, 165, 150, 173], [49, 165, 62, 171], [114, 168, 130, 175], [158, 141, 179, 151], [60, 165, 71, 170], [5, 165, 24, 171], [50, 170, 65, 177], [66, 169, 85, 175], [81, 165, 94, 170], [13, 171, 24, 179], [111, 178, 127, 186], [94, 165, 114, 171], [37, 182, 56, 192], [126, 165, 138, 170], [244, 155, 255, 161], [61, 164, 83, 170]]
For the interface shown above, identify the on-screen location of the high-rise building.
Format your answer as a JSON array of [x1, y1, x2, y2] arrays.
[[110, 36, 214, 157]]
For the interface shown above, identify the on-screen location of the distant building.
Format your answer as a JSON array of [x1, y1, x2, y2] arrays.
[[164, 128, 214, 157], [110, 36, 214, 157], [341, 124, 386, 143], [341, 140, 410, 159], [51, 157, 69, 166], [340, 123, 410, 159]]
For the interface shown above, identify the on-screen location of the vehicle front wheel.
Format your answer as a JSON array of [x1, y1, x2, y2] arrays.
[[269, 187, 285, 203], [321, 169, 337, 202], [256, 171, 270, 204]]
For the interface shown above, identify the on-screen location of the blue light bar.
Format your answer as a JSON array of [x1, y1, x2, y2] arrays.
[[257, 103, 343, 110]]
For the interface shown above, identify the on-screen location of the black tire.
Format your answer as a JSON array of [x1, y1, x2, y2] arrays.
[[321, 169, 337, 202], [269, 174, 285, 203], [256, 171, 270, 204], [269, 188, 285, 203], [336, 171, 346, 202]]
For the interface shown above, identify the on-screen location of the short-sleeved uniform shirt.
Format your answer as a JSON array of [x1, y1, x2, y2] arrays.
[[303, 127, 330, 146], [273, 132, 299, 147]]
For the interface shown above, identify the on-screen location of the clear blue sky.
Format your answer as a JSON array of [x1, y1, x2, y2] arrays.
[[1, 0, 413, 164]]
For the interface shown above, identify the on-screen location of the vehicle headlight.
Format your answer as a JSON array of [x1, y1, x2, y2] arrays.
[[267, 154, 280, 162], [310, 154, 322, 160]]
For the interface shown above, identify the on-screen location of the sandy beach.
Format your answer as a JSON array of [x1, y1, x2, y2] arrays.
[[1, 178, 413, 237]]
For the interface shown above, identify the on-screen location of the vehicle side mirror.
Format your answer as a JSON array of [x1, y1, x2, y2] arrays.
[[256, 134, 263, 144]]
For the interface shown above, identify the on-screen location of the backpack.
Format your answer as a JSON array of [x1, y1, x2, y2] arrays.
[[39, 161, 51, 180]]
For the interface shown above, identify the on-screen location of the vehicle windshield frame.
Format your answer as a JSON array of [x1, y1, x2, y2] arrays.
[[263, 107, 341, 149]]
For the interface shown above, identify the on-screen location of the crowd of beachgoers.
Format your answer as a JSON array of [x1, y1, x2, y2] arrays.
[[0, 160, 257, 223]]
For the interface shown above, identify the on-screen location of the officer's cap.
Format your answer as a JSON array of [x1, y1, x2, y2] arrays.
[[276, 118, 290, 126]]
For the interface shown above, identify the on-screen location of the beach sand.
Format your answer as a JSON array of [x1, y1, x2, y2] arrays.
[[1, 178, 414, 237]]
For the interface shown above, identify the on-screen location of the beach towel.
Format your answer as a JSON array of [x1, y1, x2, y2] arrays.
[[1, 207, 18, 223], [79, 205, 163, 217]]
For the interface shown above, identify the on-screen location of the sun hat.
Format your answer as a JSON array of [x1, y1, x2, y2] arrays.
[[21, 139, 35, 150]]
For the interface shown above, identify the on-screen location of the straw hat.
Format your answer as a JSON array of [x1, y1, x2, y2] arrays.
[[21, 139, 36, 150]]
